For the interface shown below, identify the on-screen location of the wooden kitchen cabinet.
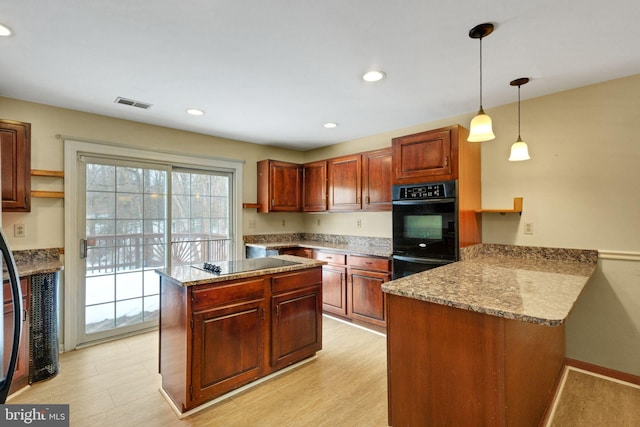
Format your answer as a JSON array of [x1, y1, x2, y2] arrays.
[[3, 277, 29, 394], [328, 154, 362, 212], [302, 160, 327, 212], [271, 269, 322, 370], [362, 147, 392, 211], [257, 159, 301, 213], [159, 266, 323, 413], [1, 119, 31, 212], [314, 250, 348, 317], [347, 255, 390, 328], [392, 124, 474, 184]]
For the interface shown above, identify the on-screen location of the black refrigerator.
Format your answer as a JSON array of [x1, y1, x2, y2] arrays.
[[0, 226, 22, 403]]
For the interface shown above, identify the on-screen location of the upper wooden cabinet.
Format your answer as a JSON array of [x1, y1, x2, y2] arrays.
[[362, 147, 392, 211], [302, 160, 327, 212], [392, 125, 470, 184], [1, 119, 31, 212], [328, 154, 362, 212], [257, 159, 301, 213]]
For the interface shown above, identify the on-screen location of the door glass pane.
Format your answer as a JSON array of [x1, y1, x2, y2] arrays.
[[84, 161, 168, 339], [171, 170, 232, 266]]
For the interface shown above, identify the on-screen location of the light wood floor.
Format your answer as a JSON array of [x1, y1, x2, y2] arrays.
[[8, 316, 639, 426], [8, 316, 388, 426]]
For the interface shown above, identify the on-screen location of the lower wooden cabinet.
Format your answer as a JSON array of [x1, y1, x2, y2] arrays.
[[313, 250, 390, 329], [2, 277, 29, 395], [159, 266, 323, 413], [271, 273, 322, 370], [191, 298, 267, 406]]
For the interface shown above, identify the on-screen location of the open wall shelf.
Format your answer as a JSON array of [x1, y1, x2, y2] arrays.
[[476, 197, 523, 215]]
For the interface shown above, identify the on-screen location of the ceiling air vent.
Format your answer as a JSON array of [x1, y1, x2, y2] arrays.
[[114, 97, 152, 110]]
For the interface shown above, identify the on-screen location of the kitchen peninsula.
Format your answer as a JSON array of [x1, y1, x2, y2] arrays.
[[155, 255, 325, 416], [383, 244, 597, 426]]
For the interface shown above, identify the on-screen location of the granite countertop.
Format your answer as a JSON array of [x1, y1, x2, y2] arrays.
[[3, 248, 64, 281], [382, 244, 598, 326], [245, 240, 393, 258], [156, 255, 326, 286]]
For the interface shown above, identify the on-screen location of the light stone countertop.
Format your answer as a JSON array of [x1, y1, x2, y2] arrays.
[[155, 255, 326, 287], [382, 244, 598, 326]]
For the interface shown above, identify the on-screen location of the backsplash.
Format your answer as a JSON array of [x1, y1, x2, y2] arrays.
[[460, 244, 598, 264], [243, 233, 391, 250]]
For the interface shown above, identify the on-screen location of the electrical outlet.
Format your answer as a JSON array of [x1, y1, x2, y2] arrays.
[[356, 219, 362, 228], [248, 219, 256, 229], [14, 224, 26, 237], [524, 222, 534, 235], [316, 218, 321, 227], [281, 219, 286, 227]]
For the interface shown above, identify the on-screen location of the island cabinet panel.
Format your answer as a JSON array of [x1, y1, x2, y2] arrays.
[[386, 294, 565, 427], [302, 160, 327, 212], [159, 265, 323, 413], [191, 299, 266, 406], [271, 269, 322, 370]]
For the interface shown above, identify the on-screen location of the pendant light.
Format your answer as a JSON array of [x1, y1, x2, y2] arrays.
[[508, 78, 531, 161], [468, 23, 495, 142]]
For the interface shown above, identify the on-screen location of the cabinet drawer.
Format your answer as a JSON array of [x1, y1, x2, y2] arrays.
[[314, 251, 346, 265], [271, 268, 322, 294], [348, 255, 390, 272], [191, 278, 265, 311]]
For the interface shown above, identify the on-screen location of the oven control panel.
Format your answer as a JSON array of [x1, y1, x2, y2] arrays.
[[393, 180, 455, 201]]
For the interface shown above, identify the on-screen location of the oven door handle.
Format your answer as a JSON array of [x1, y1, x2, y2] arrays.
[[392, 198, 456, 205], [392, 255, 455, 265]]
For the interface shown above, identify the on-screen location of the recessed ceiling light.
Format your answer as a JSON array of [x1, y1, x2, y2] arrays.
[[323, 122, 338, 129], [0, 24, 13, 37], [186, 108, 205, 116], [362, 70, 386, 82]]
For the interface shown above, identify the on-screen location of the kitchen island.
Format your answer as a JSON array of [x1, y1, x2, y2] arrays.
[[382, 244, 597, 427], [156, 255, 325, 416]]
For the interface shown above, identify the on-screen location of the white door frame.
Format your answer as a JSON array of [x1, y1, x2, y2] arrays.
[[63, 139, 244, 351]]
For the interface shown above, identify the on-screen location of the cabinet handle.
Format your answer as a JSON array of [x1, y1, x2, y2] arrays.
[[444, 156, 449, 167], [23, 309, 27, 322], [271, 199, 275, 206], [262, 308, 266, 320]]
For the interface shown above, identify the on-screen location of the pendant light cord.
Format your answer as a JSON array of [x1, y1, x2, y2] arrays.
[[479, 37, 483, 109], [517, 84, 521, 138]]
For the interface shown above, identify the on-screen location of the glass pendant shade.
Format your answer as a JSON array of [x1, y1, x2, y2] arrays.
[[468, 108, 495, 142], [509, 136, 530, 161]]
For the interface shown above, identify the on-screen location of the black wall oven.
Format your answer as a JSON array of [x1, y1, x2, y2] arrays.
[[392, 180, 458, 279]]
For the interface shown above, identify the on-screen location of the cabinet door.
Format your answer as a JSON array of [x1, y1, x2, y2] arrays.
[[271, 285, 322, 370], [302, 160, 327, 212], [348, 269, 389, 327], [392, 126, 458, 184], [257, 160, 301, 212], [3, 278, 29, 394], [363, 147, 392, 212], [191, 299, 266, 406], [0, 119, 31, 212], [321, 265, 347, 316], [328, 154, 362, 211]]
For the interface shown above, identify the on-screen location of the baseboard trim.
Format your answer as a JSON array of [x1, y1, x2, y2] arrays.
[[565, 358, 640, 386]]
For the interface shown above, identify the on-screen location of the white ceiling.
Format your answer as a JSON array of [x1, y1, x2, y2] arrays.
[[1, 0, 639, 151]]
